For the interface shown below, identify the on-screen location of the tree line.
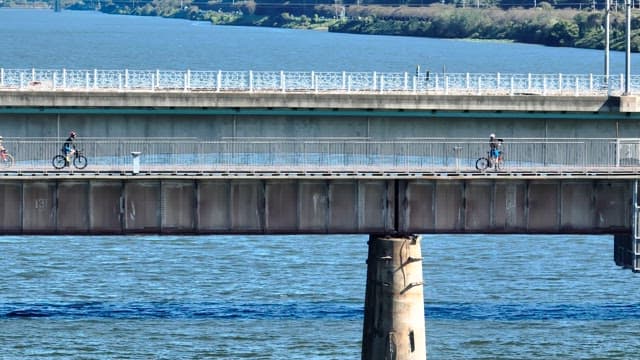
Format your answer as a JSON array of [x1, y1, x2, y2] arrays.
[[4, 0, 640, 51]]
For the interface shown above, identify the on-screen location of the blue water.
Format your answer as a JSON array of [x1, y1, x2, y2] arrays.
[[2, 8, 640, 359]]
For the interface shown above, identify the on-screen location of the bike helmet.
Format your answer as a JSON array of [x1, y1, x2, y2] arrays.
[[69, 131, 77, 138], [489, 133, 495, 138]]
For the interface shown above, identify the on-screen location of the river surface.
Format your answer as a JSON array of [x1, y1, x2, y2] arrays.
[[1, 8, 640, 359]]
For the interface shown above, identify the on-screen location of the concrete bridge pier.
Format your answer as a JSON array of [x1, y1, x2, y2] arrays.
[[362, 234, 426, 360]]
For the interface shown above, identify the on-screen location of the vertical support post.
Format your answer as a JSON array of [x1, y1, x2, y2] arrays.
[[343, 71, 347, 91], [625, 0, 632, 95], [281, 71, 285, 93], [605, 0, 611, 82], [558, 73, 563, 93], [373, 71, 377, 91], [217, 70, 222, 92], [362, 234, 426, 360], [403, 72, 408, 91], [311, 71, 315, 90], [125, 69, 129, 89], [510, 76, 514, 96]]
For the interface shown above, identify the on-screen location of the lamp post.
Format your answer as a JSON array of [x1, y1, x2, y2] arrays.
[[625, 0, 632, 95], [605, 0, 611, 82]]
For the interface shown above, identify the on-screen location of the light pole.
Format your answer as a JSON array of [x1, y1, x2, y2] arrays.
[[625, 0, 632, 95], [605, 0, 610, 82]]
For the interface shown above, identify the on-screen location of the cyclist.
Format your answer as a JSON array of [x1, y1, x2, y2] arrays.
[[489, 133, 503, 164], [0, 136, 5, 153], [62, 131, 77, 163]]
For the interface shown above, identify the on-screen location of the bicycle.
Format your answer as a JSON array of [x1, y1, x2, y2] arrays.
[[52, 149, 88, 169], [476, 149, 504, 172], [0, 148, 14, 168]]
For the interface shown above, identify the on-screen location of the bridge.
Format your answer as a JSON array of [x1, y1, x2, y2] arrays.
[[3, 68, 640, 360]]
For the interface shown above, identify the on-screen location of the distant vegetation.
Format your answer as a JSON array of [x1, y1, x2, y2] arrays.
[[3, 0, 640, 51]]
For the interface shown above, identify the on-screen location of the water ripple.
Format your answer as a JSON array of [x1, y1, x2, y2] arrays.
[[3, 301, 640, 321]]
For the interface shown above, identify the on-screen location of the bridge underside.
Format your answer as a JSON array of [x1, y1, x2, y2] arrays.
[[0, 177, 630, 235]]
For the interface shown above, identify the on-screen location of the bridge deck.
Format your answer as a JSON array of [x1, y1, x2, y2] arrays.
[[1, 168, 639, 179]]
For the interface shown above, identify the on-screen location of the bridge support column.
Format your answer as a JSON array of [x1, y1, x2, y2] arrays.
[[362, 234, 426, 360]]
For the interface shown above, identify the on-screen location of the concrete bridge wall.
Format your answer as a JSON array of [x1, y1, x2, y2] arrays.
[[0, 177, 630, 235], [1, 92, 640, 139]]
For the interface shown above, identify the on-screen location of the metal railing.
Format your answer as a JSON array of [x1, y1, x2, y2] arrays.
[[1, 138, 639, 173], [0, 68, 636, 96]]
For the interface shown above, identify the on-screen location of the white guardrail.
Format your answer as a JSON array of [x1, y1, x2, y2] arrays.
[[0, 138, 639, 172], [0, 69, 638, 96]]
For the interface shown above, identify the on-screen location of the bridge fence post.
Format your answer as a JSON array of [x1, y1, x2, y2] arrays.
[[310, 71, 315, 91], [362, 234, 426, 360], [444, 76, 449, 95], [496, 72, 501, 92], [404, 72, 408, 92], [85, 71, 90, 90], [19, 72, 24, 90], [342, 71, 347, 91], [217, 70, 221, 92], [184, 70, 189, 92], [510, 76, 514, 96], [93, 69, 98, 89], [477, 76, 482, 96], [249, 70, 253, 93], [52, 71, 57, 91], [558, 73, 563, 94], [575, 76, 579, 96], [543, 75, 547, 96], [62, 69, 66, 89], [380, 75, 384, 94], [373, 71, 377, 92], [589, 74, 594, 92], [0, 68, 3, 87], [32, 68, 36, 83], [124, 69, 129, 89], [465, 72, 470, 90], [412, 75, 416, 94], [281, 71, 285, 93]]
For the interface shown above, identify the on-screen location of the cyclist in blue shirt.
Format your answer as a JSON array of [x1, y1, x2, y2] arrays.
[[62, 131, 77, 163], [489, 133, 503, 163]]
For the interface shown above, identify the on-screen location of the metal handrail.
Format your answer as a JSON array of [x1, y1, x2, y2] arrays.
[[0, 68, 633, 96], [0, 138, 638, 172]]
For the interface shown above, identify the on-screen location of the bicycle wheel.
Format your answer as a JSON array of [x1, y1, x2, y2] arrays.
[[52, 155, 67, 169], [1, 154, 14, 168], [74, 155, 88, 169], [475, 157, 490, 171]]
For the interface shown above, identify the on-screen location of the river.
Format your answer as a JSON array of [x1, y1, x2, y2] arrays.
[[1, 8, 640, 359]]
